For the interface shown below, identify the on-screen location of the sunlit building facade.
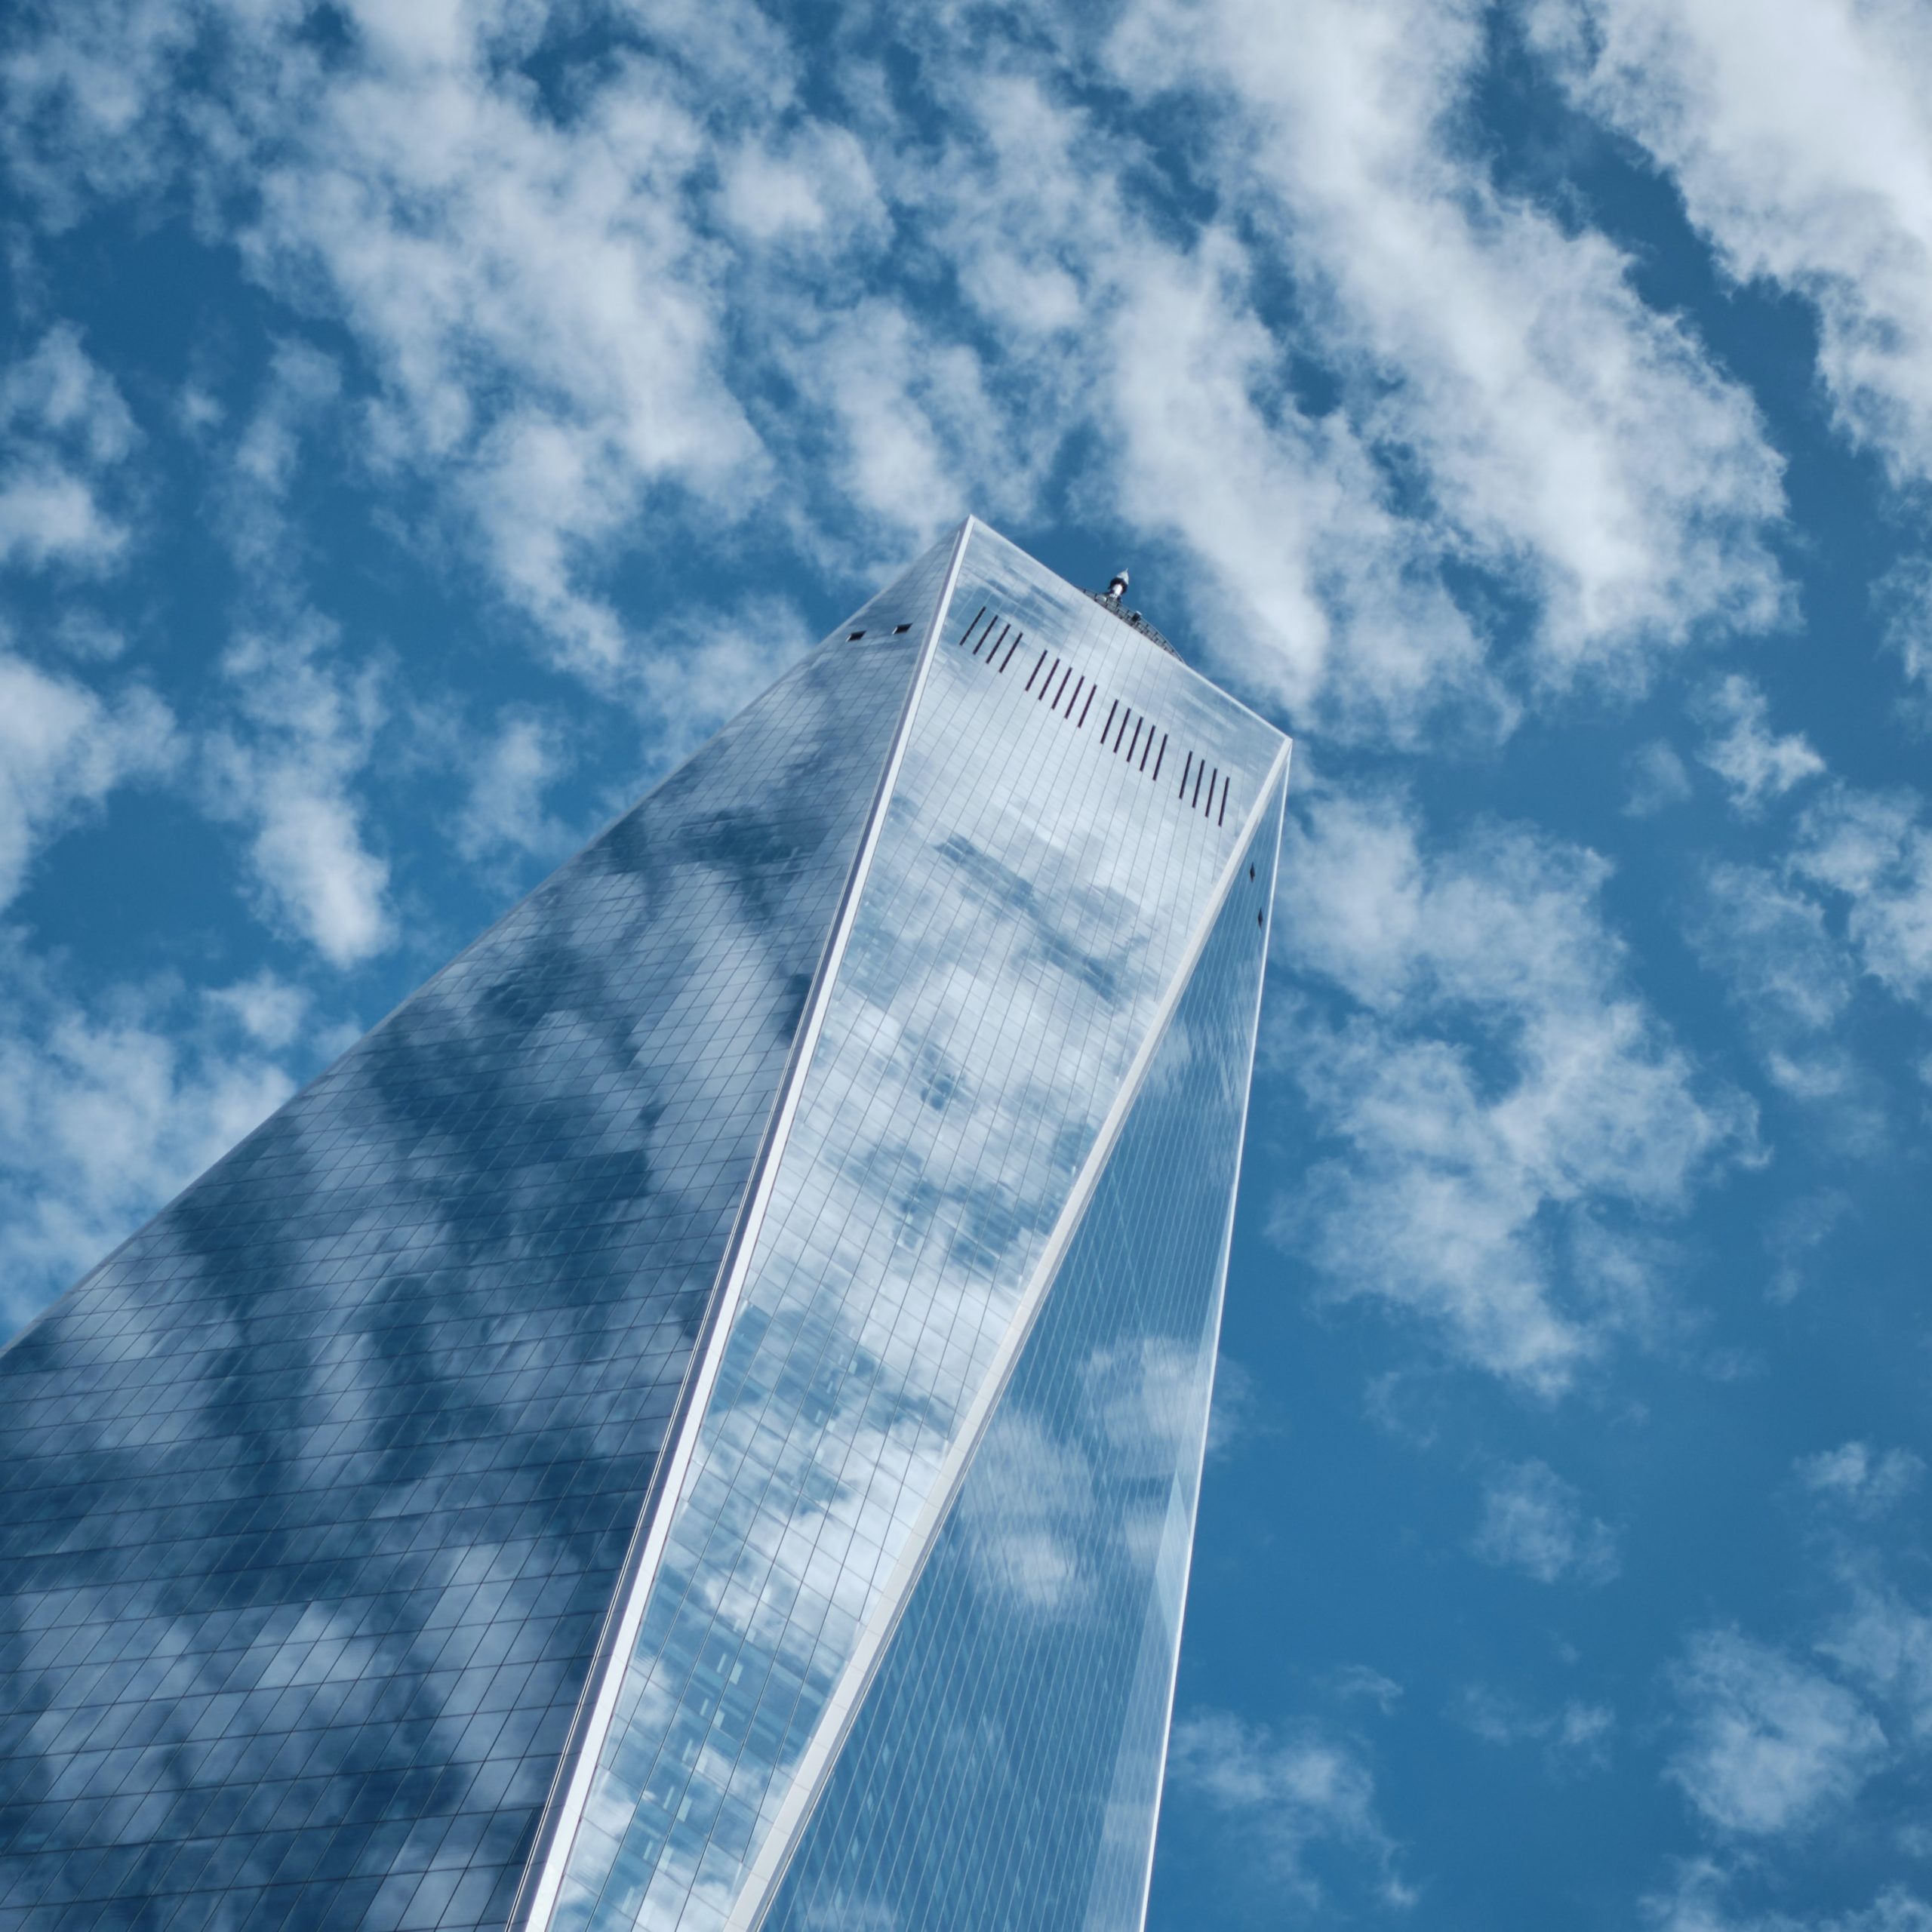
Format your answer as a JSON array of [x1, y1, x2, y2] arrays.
[[0, 520, 1288, 1932]]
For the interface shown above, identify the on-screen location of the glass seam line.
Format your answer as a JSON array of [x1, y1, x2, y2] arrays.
[[509, 515, 978, 1932], [1126, 745, 1292, 1932], [728, 731, 1295, 1932]]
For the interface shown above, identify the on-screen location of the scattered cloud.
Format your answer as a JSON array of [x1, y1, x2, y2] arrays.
[[1328, 1665, 1404, 1715], [0, 323, 139, 574], [1454, 1684, 1617, 1771], [1823, 1579, 1932, 1741], [1645, 1864, 1932, 1932], [1534, 0, 1932, 488], [1109, 0, 1789, 695], [1626, 740, 1694, 817], [1667, 1629, 1887, 1837], [1797, 1444, 1926, 1521], [1696, 676, 1826, 815], [1167, 1708, 1414, 1910], [1792, 787, 1932, 1009], [0, 943, 296, 1335], [1472, 1459, 1620, 1585], [0, 650, 177, 909], [454, 711, 571, 869], [1272, 785, 1754, 1392], [1684, 862, 1865, 1109], [202, 620, 393, 968]]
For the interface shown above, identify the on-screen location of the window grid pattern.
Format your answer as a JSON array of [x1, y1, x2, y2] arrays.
[[760, 790, 1281, 1932], [0, 543, 948, 1932], [555, 531, 1283, 1932]]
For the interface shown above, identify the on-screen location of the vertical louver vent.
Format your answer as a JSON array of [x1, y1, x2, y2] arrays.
[[950, 609, 1236, 828]]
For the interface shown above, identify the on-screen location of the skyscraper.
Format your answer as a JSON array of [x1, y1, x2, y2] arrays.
[[0, 519, 1288, 1932]]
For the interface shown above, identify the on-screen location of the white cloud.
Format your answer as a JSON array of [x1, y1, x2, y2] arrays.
[[1647, 1866, 1932, 1932], [1454, 1685, 1616, 1770], [0, 324, 139, 573], [1684, 862, 1869, 1111], [1109, 0, 1789, 694], [0, 651, 177, 908], [1626, 740, 1694, 817], [1272, 786, 1753, 1392], [1534, 0, 1932, 488], [0, 946, 295, 1335], [1792, 786, 1932, 1006], [203, 620, 393, 967], [1667, 1629, 1887, 1837], [1797, 1443, 1926, 1521], [1, 0, 1792, 743], [1472, 1459, 1620, 1585], [1822, 1580, 1932, 1740], [204, 970, 312, 1051], [1695, 675, 1826, 814], [221, 338, 342, 571], [1167, 1708, 1413, 1909], [454, 711, 569, 866]]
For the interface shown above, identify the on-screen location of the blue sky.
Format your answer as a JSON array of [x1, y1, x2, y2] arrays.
[[2, 1, 1930, 1927]]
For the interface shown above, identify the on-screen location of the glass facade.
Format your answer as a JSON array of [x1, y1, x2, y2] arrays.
[[0, 520, 1288, 1932], [761, 789, 1283, 1932]]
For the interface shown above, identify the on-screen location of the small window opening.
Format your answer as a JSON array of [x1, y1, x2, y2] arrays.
[[893, 623, 912, 635], [848, 631, 866, 641]]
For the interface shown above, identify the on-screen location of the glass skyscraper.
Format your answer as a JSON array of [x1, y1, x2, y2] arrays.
[[0, 520, 1288, 1932]]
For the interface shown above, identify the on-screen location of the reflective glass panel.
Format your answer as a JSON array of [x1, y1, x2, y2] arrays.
[[761, 786, 1282, 1932], [555, 525, 1285, 1932], [0, 540, 949, 1932]]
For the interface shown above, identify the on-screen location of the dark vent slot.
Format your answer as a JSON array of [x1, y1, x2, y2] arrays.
[[1035, 656, 1061, 698], [1127, 718, 1144, 763], [1063, 674, 1083, 717], [848, 631, 866, 641], [999, 630, 1024, 671], [1179, 751, 1193, 797], [1052, 665, 1072, 707], [979, 620, 1008, 660], [1218, 777, 1229, 826], [1152, 733, 1167, 782], [1192, 762, 1206, 808], [1140, 726, 1155, 772], [957, 606, 988, 648], [1079, 686, 1097, 728], [1101, 698, 1118, 741], [1024, 651, 1050, 693], [1113, 708, 1133, 752], [894, 623, 912, 635]]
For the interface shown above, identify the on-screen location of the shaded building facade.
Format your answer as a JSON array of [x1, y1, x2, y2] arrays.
[[0, 521, 1289, 1932]]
